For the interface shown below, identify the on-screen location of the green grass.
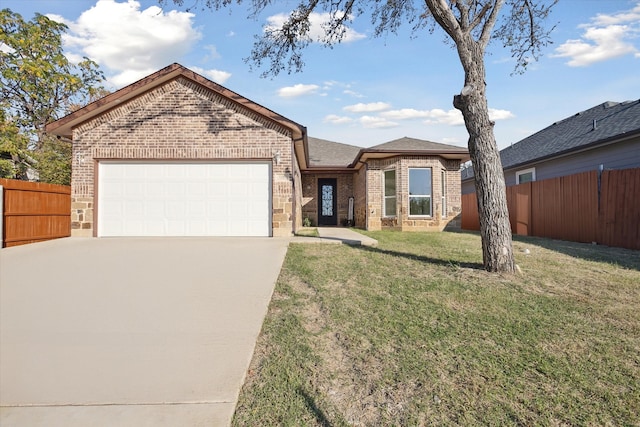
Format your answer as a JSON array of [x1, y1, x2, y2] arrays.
[[232, 231, 640, 426], [294, 227, 320, 238]]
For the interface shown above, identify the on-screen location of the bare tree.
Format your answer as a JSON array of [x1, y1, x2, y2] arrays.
[[166, 0, 558, 272]]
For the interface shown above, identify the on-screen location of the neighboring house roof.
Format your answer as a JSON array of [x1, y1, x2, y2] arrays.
[[307, 137, 362, 168], [462, 99, 640, 181], [503, 99, 640, 170]]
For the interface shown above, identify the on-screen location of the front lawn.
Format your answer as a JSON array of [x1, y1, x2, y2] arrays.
[[233, 231, 640, 426]]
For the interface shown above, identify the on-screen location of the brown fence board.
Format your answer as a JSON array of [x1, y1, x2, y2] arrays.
[[598, 169, 640, 250], [461, 168, 639, 250], [461, 192, 479, 231], [512, 183, 532, 235], [1, 178, 71, 248]]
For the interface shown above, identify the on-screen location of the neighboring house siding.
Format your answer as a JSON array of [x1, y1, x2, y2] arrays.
[[461, 178, 476, 195], [462, 137, 640, 193], [301, 173, 354, 226], [504, 137, 640, 186], [71, 77, 295, 237]]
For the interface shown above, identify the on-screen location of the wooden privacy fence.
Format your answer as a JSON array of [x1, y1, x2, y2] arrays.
[[462, 168, 640, 250], [0, 178, 71, 248]]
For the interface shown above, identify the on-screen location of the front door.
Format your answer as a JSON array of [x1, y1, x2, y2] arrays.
[[318, 178, 337, 226]]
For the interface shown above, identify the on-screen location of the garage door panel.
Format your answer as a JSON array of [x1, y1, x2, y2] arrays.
[[123, 200, 144, 217], [98, 162, 271, 237]]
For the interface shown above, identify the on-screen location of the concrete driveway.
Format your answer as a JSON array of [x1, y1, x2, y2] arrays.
[[0, 237, 289, 426]]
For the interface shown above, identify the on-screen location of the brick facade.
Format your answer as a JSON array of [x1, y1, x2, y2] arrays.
[[363, 156, 463, 231], [70, 77, 297, 237], [300, 157, 463, 231], [301, 173, 355, 226], [49, 65, 468, 238]]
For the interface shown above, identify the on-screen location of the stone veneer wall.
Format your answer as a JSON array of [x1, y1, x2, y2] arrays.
[[70, 77, 296, 237], [292, 148, 303, 231], [301, 173, 355, 226], [353, 167, 367, 229], [365, 156, 463, 231]]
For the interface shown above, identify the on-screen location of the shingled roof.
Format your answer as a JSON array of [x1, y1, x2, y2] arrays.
[[501, 99, 640, 170], [307, 136, 470, 168], [369, 137, 467, 152], [307, 137, 362, 167], [461, 99, 640, 181]]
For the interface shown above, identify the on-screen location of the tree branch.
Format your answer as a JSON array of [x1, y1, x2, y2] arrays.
[[478, 0, 503, 48], [424, 0, 462, 41]]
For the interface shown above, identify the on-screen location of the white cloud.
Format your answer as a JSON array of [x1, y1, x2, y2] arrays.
[[488, 108, 515, 121], [591, 3, 640, 26], [277, 84, 320, 97], [423, 109, 465, 126], [50, 0, 204, 87], [265, 11, 366, 43], [381, 108, 432, 120], [202, 45, 221, 61], [324, 114, 353, 124], [344, 102, 391, 113], [553, 3, 640, 66], [343, 89, 364, 98], [190, 66, 232, 84], [380, 107, 514, 125], [360, 116, 398, 129]]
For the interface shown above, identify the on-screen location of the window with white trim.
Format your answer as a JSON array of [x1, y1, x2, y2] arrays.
[[409, 168, 432, 216], [383, 169, 396, 217], [516, 167, 536, 184]]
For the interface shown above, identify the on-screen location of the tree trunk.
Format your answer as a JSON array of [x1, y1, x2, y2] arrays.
[[454, 41, 516, 273]]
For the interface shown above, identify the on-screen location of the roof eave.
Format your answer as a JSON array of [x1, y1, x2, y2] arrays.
[[349, 149, 470, 169], [301, 166, 354, 172]]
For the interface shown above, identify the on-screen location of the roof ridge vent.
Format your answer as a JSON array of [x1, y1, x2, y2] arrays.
[[603, 101, 619, 108]]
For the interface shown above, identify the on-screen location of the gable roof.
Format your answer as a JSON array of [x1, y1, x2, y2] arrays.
[[501, 99, 640, 171], [307, 137, 362, 168], [306, 136, 469, 170], [369, 136, 466, 152], [45, 63, 310, 167], [44, 63, 470, 172], [352, 137, 469, 168], [461, 99, 640, 182]]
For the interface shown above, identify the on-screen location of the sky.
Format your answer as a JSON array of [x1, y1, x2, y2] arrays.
[[4, 0, 640, 149]]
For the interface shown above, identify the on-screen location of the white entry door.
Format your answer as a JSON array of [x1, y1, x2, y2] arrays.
[[97, 162, 271, 237]]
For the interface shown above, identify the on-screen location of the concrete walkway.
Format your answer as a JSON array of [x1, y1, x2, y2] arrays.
[[293, 227, 378, 246], [0, 237, 289, 427]]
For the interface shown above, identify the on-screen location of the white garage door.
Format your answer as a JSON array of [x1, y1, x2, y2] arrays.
[[98, 162, 271, 237]]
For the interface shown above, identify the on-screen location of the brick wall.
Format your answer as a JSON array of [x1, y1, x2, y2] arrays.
[[366, 156, 463, 231], [71, 77, 296, 237], [353, 168, 367, 228], [301, 172, 355, 226]]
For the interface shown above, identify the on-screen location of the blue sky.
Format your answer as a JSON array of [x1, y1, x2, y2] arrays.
[[5, 0, 640, 149]]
